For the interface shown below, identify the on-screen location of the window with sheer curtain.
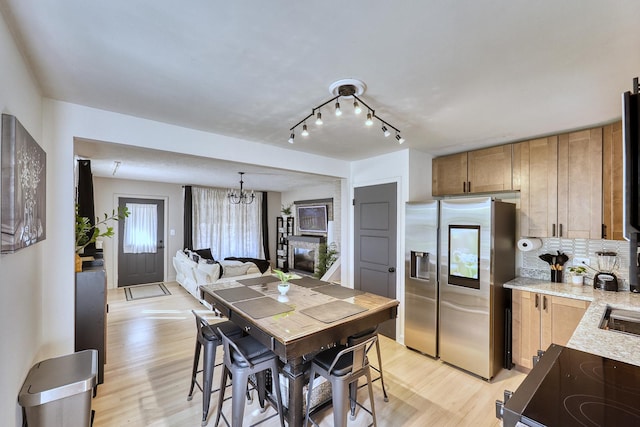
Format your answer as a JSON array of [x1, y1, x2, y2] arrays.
[[192, 186, 263, 259], [123, 203, 158, 253]]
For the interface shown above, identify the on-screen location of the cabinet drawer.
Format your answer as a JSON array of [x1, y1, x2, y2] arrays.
[[228, 312, 277, 352]]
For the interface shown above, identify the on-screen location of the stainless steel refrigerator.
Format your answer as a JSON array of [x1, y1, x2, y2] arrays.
[[439, 197, 515, 379], [404, 201, 439, 357]]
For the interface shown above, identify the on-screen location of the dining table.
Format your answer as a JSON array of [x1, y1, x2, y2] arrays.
[[200, 275, 399, 427]]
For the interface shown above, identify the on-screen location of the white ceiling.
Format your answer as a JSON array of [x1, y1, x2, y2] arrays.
[[3, 1, 640, 189]]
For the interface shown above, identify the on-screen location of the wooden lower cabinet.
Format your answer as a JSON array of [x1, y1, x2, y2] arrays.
[[512, 289, 589, 370]]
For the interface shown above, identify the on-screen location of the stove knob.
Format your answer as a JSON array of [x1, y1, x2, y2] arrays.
[[504, 389, 513, 403], [495, 400, 504, 419], [495, 390, 514, 419]]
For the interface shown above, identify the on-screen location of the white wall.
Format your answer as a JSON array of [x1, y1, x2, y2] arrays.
[[0, 9, 45, 425], [93, 177, 184, 288]]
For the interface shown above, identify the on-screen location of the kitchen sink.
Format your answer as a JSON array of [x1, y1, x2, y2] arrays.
[[599, 306, 640, 337]]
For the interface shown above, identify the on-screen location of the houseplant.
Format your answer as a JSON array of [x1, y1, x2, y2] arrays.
[[273, 269, 293, 295], [281, 203, 292, 217], [75, 205, 129, 271], [568, 265, 587, 284], [315, 242, 339, 279]]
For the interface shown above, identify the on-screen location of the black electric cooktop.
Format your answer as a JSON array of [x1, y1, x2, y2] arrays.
[[503, 344, 640, 427]]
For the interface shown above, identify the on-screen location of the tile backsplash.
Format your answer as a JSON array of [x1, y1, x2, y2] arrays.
[[519, 238, 631, 290]]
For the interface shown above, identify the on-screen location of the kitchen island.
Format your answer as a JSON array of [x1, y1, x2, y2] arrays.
[[505, 277, 640, 366]]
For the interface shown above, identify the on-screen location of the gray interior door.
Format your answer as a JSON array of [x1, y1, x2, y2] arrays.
[[118, 197, 164, 287], [354, 183, 397, 339]]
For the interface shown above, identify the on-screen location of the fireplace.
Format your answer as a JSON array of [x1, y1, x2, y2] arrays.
[[288, 235, 325, 276], [293, 248, 314, 273]]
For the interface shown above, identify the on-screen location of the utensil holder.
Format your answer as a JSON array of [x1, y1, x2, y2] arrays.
[[551, 270, 562, 283]]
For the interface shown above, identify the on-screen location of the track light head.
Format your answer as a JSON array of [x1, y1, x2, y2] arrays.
[[382, 126, 391, 137], [301, 123, 309, 137], [353, 100, 362, 115], [335, 101, 342, 116], [396, 133, 405, 144], [365, 112, 373, 126], [315, 111, 323, 125], [288, 132, 295, 144]]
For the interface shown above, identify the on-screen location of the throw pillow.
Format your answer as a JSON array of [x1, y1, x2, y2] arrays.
[[194, 248, 215, 261], [220, 262, 251, 278], [197, 261, 221, 280]]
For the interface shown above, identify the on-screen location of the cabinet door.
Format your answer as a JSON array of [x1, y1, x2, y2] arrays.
[[557, 128, 603, 239], [432, 153, 467, 196], [540, 295, 589, 351], [519, 137, 559, 237], [603, 121, 624, 240], [467, 145, 513, 193], [512, 290, 541, 370]]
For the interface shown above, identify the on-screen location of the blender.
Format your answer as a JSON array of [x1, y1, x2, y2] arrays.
[[593, 251, 619, 292]]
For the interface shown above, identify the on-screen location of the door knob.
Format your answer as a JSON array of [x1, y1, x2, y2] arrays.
[[388, 267, 396, 273]]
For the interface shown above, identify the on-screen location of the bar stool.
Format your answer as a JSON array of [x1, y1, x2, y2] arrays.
[[187, 310, 243, 426], [305, 336, 378, 427], [214, 327, 285, 427], [347, 327, 388, 419]]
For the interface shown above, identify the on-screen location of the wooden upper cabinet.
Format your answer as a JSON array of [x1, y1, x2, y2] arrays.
[[467, 145, 513, 193], [557, 128, 603, 239], [519, 128, 603, 239], [432, 145, 513, 196], [518, 136, 559, 238], [432, 152, 468, 196], [603, 121, 624, 240]]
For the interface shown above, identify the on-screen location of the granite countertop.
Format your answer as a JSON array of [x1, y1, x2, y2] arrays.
[[505, 277, 640, 366]]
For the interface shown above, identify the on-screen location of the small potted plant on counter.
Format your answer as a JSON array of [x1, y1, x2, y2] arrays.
[[568, 265, 587, 285]]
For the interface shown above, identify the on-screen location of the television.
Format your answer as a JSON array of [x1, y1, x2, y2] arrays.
[[296, 205, 328, 233], [623, 78, 640, 292], [447, 225, 481, 289]]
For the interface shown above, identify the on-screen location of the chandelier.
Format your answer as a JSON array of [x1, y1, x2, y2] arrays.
[[288, 78, 405, 145], [228, 172, 255, 205]]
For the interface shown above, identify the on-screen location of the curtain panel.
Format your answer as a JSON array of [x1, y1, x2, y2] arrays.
[[192, 186, 264, 259], [183, 186, 193, 250], [123, 203, 158, 253]]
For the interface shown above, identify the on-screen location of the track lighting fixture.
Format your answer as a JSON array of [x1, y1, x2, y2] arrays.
[[288, 78, 405, 145], [228, 172, 255, 205]]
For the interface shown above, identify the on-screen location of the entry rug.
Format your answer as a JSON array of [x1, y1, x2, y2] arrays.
[[124, 283, 171, 301]]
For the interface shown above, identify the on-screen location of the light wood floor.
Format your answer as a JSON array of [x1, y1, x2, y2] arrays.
[[92, 282, 525, 426]]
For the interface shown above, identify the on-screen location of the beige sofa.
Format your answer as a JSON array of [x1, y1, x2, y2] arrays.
[[172, 249, 272, 306]]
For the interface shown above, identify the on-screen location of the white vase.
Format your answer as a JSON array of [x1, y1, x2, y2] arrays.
[[278, 283, 290, 295], [571, 275, 584, 285]]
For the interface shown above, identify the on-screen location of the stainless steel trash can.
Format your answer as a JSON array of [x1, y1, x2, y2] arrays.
[[18, 350, 98, 427]]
